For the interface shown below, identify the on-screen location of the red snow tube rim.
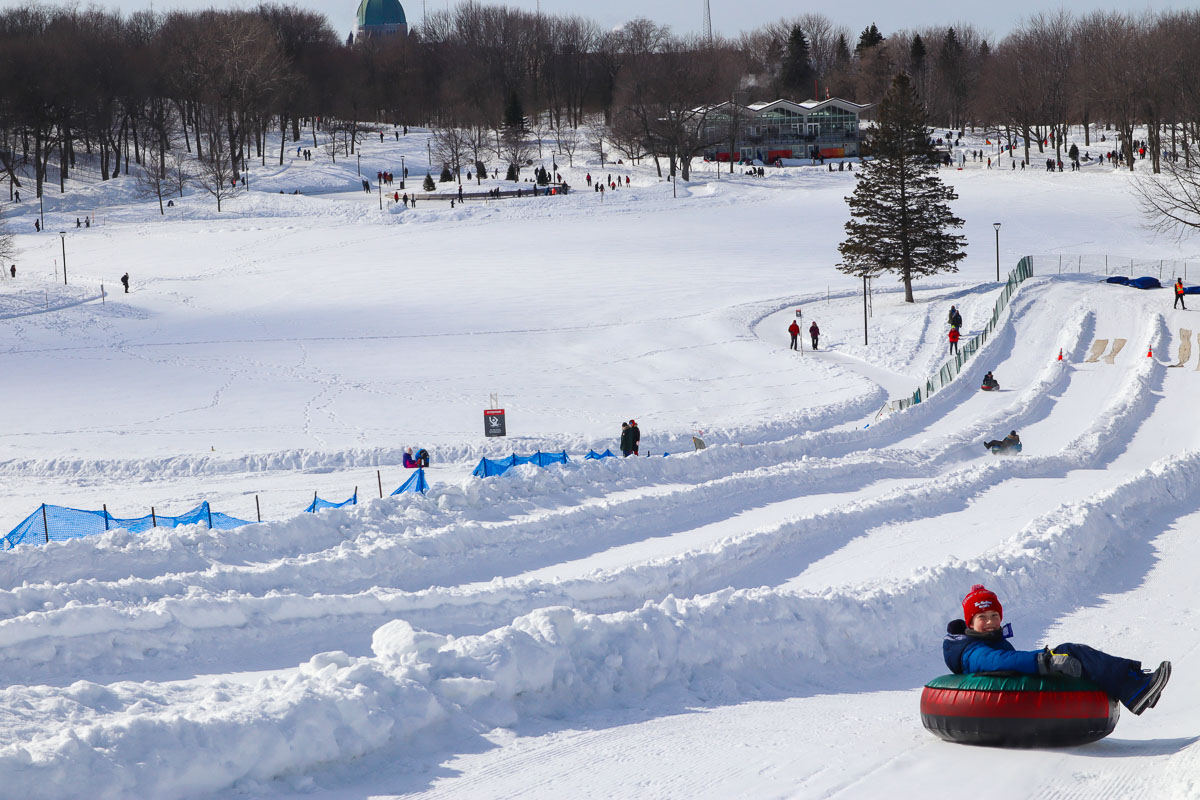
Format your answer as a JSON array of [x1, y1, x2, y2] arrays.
[[920, 672, 1119, 747]]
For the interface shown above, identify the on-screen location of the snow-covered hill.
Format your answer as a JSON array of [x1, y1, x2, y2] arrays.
[[1, 129, 1198, 799]]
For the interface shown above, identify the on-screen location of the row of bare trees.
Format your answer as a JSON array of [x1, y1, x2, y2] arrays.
[[3, 2, 1200, 204]]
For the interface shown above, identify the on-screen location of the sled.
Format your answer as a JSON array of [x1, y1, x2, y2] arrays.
[[1084, 339, 1108, 362], [980, 383, 999, 391], [1102, 339, 1126, 364], [1169, 329, 1192, 368], [990, 442, 1023, 455]]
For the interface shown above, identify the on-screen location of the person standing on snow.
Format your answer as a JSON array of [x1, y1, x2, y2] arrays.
[[788, 319, 800, 350], [619, 422, 635, 457], [629, 420, 641, 455], [809, 321, 820, 350], [948, 305, 962, 329], [121, 272, 130, 293], [1175, 278, 1187, 310], [948, 326, 960, 355]]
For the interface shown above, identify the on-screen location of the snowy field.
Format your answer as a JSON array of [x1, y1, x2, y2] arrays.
[[1, 129, 1199, 799]]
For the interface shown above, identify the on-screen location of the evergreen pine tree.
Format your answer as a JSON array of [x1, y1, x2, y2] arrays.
[[439, 163, 453, 182], [423, 173, 435, 191], [910, 34, 926, 74], [506, 163, 519, 181], [837, 73, 966, 303], [503, 91, 526, 132], [834, 34, 851, 64], [781, 26, 815, 96], [856, 23, 884, 55]]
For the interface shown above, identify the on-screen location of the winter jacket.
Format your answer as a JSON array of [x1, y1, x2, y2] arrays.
[[620, 427, 635, 453], [403, 452, 418, 468], [630, 425, 641, 449], [943, 619, 1039, 674], [788, 322, 800, 337], [809, 323, 820, 337], [948, 328, 960, 343], [952, 311, 963, 328]]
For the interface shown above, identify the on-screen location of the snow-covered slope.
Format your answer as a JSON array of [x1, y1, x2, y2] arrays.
[[1, 128, 1198, 799]]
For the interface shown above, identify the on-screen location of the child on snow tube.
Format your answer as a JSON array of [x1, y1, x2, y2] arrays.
[[981, 371, 999, 391], [984, 430, 1021, 453], [403, 447, 430, 469], [943, 585, 1171, 716]]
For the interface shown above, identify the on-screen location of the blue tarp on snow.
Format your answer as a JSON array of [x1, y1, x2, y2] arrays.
[[391, 468, 430, 495], [472, 451, 569, 478], [1105, 276, 1131, 285], [305, 490, 357, 513], [585, 449, 616, 459], [1183, 285, 1200, 295], [1130, 276, 1162, 289]]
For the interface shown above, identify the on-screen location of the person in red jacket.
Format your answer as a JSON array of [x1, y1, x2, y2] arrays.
[[809, 321, 820, 350], [788, 319, 800, 350], [949, 325, 960, 354]]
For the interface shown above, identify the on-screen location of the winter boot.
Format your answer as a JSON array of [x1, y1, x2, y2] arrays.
[[1127, 661, 1171, 715]]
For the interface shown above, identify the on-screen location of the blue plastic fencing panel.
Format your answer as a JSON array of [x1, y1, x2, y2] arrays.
[[532, 451, 568, 467], [392, 468, 429, 495], [3, 501, 254, 550], [585, 449, 616, 459], [306, 491, 358, 513]]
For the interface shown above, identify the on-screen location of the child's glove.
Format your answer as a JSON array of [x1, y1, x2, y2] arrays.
[[1037, 648, 1082, 678]]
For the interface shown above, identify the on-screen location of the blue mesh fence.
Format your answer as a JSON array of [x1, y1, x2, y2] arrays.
[[895, 257, 1034, 411], [305, 489, 357, 513], [392, 468, 430, 495], [585, 449, 616, 459], [2, 501, 252, 551], [472, 451, 570, 478]]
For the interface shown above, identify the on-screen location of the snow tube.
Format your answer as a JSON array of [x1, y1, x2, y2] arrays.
[[921, 673, 1119, 747], [980, 383, 999, 391], [989, 442, 1022, 455], [1129, 276, 1162, 290], [1105, 276, 1131, 285]]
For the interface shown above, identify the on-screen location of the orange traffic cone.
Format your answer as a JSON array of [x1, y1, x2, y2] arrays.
[[1057, 348, 1063, 361], [1147, 346, 1154, 358]]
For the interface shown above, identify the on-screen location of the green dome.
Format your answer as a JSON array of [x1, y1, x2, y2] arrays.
[[357, 0, 407, 27]]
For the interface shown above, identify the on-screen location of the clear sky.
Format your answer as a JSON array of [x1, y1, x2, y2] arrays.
[[1, 0, 1185, 42]]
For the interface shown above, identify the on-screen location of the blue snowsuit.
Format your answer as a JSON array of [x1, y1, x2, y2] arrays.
[[942, 620, 1152, 711]]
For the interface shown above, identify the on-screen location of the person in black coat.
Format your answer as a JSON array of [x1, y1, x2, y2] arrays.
[[629, 420, 641, 455], [809, 321, 820, 350], [619, 422, 635, 457]]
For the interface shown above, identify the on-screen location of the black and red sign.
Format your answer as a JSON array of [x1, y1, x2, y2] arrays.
[[484, 409, 507, 437]]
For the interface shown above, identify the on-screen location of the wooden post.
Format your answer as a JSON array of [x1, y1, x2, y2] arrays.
[[377, 470, 383, 498], [151, 506, 157, 527], [353, 486, 358, 504], [255, 495, 261, 523], [206, 502, 213, 529], [42, 503, 49, 544], [103, 503, 110, 530]]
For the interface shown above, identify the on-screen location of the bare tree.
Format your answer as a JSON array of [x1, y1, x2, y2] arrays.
[[134, 146, 171, 214], [166, 149, 192, 198], [1133, 159, 1200, 239], [430, 125, 471, 177], [555, 124, 579, 166], [193, 114, 240, 211], [0, 207, 15, 265]]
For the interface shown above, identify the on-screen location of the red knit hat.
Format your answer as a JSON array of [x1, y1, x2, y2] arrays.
[[962, 584, 1003, 625]]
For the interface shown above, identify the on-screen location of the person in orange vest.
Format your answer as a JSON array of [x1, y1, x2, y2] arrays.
[[949, 325, 960, 355], [788, 319, 800, 350], [1174, 278, 1187, 310]]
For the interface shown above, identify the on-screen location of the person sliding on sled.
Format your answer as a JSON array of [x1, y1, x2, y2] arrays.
[[944, 585, 1171, 716], [981, 371, 999, 391], [403, 447, 430, 468], [984, 430, 1020, 452]]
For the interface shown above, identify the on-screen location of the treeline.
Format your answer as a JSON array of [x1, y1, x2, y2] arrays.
[[2, 2, 1199, 198]]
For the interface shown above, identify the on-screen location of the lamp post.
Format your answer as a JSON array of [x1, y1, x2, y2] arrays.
[[357, 152, 361, 176], [39, 193, 44, 229], [401, 155, 405, 189], [993, 222, 1002, 282], [59, 231, 67, 285]]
